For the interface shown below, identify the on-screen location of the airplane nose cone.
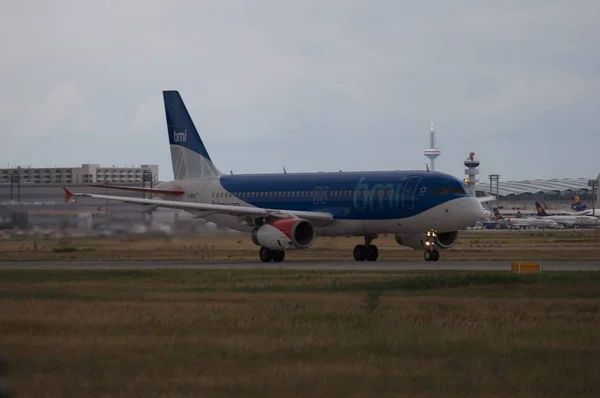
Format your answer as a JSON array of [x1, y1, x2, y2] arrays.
[[459, 197, 484, 225]]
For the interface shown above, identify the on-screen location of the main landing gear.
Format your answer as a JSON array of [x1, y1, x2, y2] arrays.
[[259, 247, 285, 263], [423, 249, 439, 261], [353, 235, 379, 262], [423, 230, 440, 262]]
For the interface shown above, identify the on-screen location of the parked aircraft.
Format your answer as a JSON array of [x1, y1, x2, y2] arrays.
[[535, 201, 600, 227], [63, 90, 486, 262], [575, 209, 600, 217], [493, 209, 559, 229]]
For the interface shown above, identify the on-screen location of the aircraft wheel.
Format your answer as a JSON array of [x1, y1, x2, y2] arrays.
[[272, 250, 285, 263], [366, 245, 379, 261], [424, 250, 432, 262], [259, 247, 272, 262], [431, 250, 440, 261], [353, 244, 367, 261]]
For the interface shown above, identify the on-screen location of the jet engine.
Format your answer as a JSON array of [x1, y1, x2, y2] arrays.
[[251, 218, 315, 251], [394, 230, 458, 250]]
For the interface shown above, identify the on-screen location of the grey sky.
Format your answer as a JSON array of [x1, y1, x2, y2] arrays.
[[1, 0, 599, 182]]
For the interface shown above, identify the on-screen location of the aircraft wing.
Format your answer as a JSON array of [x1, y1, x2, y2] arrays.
[[87, 183, 185, 196], [63, 188, 334, 225]]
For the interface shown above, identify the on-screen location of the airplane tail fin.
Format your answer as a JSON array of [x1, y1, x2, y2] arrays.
[[535, 201, 548, 216], [571, 194, 588, 211], [163, 90, 222, 180]]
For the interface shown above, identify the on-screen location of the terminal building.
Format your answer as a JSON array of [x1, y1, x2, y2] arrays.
[[0, 164, 162, 230], [0, 164, 159, 185], [474, 178, 596, 211]]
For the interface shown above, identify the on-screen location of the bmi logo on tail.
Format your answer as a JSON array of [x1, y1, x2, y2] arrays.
[[173, 130, 187, 143]]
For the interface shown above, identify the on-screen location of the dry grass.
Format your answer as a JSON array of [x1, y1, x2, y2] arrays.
[[1, 230, 600, 261], [0, 270, 599, 397]]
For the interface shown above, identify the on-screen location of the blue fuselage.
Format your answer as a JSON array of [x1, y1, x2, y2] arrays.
[[204, 170, 473, 220]]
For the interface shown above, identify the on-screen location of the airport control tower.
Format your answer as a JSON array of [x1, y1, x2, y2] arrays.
[[463, 152, 480, 194], [424, 118, 441, 171]]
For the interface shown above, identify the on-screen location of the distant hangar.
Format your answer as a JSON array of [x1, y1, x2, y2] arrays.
[[474, 177, 595, 199]]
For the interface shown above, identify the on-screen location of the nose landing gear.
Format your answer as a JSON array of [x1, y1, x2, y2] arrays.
[[423, 230, 440, 262]]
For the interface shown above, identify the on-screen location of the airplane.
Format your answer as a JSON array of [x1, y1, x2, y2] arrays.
[[492, 209, 559, 229], [571, 195, 600, 217], [540, 195, 600, 218], [569, 194, 600, 215], [63, 90, 486, 263], [535, 201, 600, 227], [575, 208, 600, 217]]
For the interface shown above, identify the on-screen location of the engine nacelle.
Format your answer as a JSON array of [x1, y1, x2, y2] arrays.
[[251, 218, 315, 251], [394, 230, 459, 250]]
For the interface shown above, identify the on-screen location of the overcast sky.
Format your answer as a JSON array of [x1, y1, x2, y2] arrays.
[[1, 0, 599, 182]]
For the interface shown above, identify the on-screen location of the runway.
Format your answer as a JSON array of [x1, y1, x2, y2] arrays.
[[1, 260, 599, 271]]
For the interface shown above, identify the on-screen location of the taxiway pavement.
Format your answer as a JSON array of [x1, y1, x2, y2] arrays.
[[1, 260, 599, 271]]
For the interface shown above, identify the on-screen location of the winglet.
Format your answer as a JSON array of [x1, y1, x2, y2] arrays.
[[63, 187, 73, 202]]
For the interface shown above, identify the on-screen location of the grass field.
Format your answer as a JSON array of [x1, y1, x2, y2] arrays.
[[1, 229, 599, 261], [0, 269, 599, 397]]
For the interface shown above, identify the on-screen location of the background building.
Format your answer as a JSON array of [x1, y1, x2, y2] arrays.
[[473, 177, 598, 211], [0, 164, 164, 231], [0, 164, 159, 185]]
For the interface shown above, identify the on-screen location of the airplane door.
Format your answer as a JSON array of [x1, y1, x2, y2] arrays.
[[402, 176, 422, 210]]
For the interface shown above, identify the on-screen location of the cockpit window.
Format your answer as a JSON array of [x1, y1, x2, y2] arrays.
[[431, 179, 466, 195]]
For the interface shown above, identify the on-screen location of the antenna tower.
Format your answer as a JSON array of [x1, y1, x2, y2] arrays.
[[423, 117, 441, 171]]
